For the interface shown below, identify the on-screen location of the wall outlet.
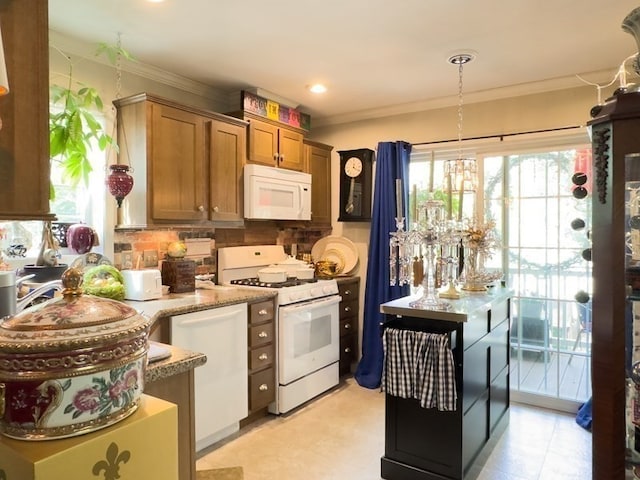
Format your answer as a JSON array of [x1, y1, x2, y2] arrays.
[[143, 249, 159, 267]]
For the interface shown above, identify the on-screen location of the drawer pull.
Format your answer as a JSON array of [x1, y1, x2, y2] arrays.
[[258, 309, 268, 316], [344, 347, 351, 353], [344, 306, 351, 312], [198, 205, 205, 212], [258, 331, 269, 338], [258, 353, 269, 361], [344, 323, 351, 329], [259, 384, 269, 391]]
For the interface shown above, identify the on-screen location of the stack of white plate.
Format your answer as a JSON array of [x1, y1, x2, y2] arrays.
[[311, 236, 359, 275]]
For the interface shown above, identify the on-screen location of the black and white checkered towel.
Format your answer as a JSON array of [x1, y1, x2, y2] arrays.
[[382, 328, 457, 411]]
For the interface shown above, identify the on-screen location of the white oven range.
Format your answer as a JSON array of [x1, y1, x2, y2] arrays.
[[217, 245, 340, 414]]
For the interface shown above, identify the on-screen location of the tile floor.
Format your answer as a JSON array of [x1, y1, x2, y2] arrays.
[[196, 377, 592, 480]]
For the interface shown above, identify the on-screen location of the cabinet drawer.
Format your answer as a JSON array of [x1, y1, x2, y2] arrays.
[[340, 299, 358, 320], [489, 299, 509, 331], [462, 390, 489, 471], [338, 280, 359, 300], [490, 367, 509, 433], [249, 344, 274, 371], [249, 300, 275, 324], [464, 310, 490, 349], [462, 337, 489, 413], [340, 316, 357, 337], [249, 367, 275, 411], [249, 322, 274, 348], [489, 320, 509, 381], [340, 333, 357, 364]]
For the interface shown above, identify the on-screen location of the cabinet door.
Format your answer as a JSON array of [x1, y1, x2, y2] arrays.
[[208, 119, 246, 222], [305, 141, 333, 224], [0, 0, 52, 221], [149, 103, 206, 221], [248, 119, 278, 166], [278, 128, 304, 171]]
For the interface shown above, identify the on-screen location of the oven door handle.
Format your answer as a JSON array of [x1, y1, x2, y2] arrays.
[[279, 295, 341, 313]]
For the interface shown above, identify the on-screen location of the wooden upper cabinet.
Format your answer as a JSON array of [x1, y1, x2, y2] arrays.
[[304, 140, 333, 225], [246, 116, 304, 172], [208, 119, 246, 222], [114, 93, 247, 227], [149, 102, 207, 222], [0, 0, 53, 221]]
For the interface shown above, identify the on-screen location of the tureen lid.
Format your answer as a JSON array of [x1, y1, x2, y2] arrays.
[[2, 267, 137, 331]]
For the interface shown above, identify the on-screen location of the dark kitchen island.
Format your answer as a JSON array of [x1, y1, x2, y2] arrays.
[[380, 287, 511, 480]]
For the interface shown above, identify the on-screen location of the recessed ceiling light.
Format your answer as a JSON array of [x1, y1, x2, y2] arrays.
[[308, 84, 327, 94]]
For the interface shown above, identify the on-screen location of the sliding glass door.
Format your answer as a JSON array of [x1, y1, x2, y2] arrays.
[[484, 148, 592, 408], [410, 140, 593, 410]]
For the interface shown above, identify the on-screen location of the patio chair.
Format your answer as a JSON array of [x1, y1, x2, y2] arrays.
[[510, 297, 549, 359], [569, 301, 591, 364]]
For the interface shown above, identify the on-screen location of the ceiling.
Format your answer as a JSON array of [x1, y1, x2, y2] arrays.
[[48, 0, 640, 126]]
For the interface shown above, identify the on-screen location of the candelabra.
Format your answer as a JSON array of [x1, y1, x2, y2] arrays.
[[390, 196, 455, 310]]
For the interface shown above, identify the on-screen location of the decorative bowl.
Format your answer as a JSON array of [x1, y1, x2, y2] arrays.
[[315, 260, 338, 278], [0, 267, 153, 441]]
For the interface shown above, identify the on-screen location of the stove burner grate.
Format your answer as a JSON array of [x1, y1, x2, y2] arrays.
[[230, 277, 318, 288]]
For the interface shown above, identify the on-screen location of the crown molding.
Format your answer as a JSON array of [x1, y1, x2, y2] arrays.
[[48, 29, 229, 105], [312, 68, 628, 128]]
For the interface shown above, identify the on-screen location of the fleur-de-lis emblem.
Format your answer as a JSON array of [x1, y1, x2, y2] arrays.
[[92, 442, 131, 480]]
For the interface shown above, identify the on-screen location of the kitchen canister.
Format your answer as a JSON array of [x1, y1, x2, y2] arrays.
[[0, 267, 153, 440], [0, 270, 15, 319]]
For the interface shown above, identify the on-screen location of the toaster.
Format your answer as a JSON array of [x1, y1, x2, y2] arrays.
[[121, 269, 163, 301]]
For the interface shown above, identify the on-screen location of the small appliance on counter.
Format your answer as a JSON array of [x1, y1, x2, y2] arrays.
[[161, 259, 196, 293], [121, 269, 163, 301]]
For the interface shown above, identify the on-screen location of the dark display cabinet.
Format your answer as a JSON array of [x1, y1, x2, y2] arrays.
[[588, 90, 640, 479]]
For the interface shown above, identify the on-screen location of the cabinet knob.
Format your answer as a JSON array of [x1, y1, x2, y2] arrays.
[[344, 323, 351, 329], [258, 353, 269, 361], [198, 205, 205, 212], [258, 331, 269, 338], [259, 384, 269, 391], [273, 153, 279, 163], [344, 306, 351, 313], [344, 290, 351, 296], [258, 309, 268, 316], [344, 347, 351, 353], [212, 206, 219, 213], [279, 154, 284, 163]]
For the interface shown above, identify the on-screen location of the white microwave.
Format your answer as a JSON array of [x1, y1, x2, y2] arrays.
[[244, 164, 312, 220]]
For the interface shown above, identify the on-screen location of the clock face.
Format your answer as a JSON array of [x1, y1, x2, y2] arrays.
[[344, 157, 363, 178]]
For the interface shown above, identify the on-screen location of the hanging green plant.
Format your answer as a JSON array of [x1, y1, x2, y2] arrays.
[[48, 42, 133, 199]]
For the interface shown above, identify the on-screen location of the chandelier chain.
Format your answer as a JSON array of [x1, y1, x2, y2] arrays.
[[457, 60, 464, 159]]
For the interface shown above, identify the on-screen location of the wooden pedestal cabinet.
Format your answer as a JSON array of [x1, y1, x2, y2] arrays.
[[247, 298, 276, 412], [337, 277, 360, 376]]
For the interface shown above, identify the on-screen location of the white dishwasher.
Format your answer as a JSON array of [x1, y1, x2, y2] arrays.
[[170, 303, 248, 451]]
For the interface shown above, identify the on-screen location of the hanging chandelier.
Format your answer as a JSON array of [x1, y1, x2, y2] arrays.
[[445, 53, 477, 195]]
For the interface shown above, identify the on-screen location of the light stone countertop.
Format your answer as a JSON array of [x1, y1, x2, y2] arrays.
[[145, 343, 207, 384], [380, 286, 512, 322], [125, 286, 276, 321]]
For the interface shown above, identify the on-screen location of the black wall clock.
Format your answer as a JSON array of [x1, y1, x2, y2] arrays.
[[338, 148, 374, 221]]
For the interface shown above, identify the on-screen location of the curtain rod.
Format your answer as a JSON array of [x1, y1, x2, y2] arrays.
[[412, 124, 584, 147]]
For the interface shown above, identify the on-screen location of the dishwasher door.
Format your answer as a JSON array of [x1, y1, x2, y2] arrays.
[[170, 303, 248, 451]]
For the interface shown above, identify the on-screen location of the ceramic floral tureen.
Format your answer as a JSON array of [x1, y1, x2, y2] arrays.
[[0, 267, 152, 440]]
